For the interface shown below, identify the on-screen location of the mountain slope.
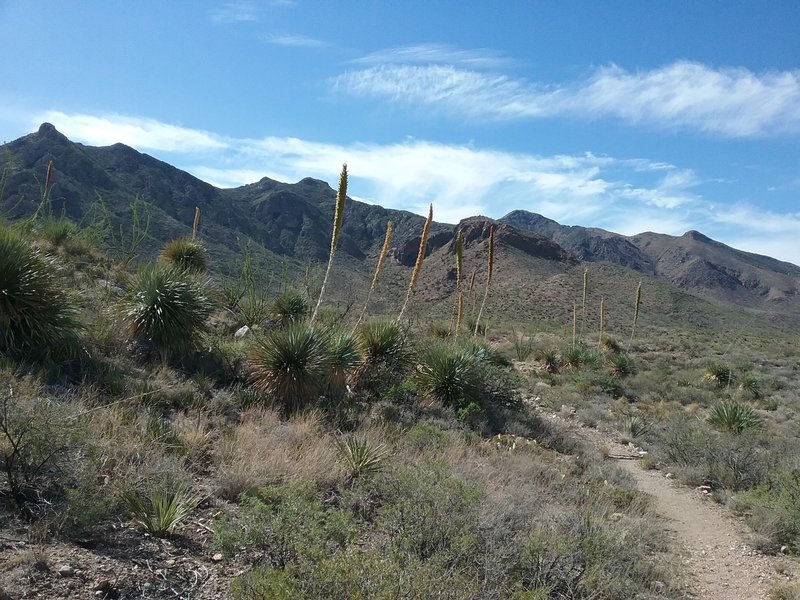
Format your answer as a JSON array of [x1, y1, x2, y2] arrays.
[[501, 210, 800, 317]]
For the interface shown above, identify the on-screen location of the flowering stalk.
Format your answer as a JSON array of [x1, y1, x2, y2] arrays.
[[354, 220, 392, 331], [397, 204, 432, 322], [312, 164, 348, 322]]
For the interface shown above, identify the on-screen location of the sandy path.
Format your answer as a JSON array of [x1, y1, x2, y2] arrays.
[[616, 459, 790, 599], [542, 412, 796, 598]]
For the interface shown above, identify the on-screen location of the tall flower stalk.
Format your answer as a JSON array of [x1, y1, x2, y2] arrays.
[[598, 297, 605, 348], [579, 268, 588, 341], [312, 164, 348, 323], [354, 220, 392, 331], [397, 204, 433, 322], [192, 206, 201, 239], [454, 229, 464, 334], [473, 225, 494, 337], [628, 281, 642, 350]]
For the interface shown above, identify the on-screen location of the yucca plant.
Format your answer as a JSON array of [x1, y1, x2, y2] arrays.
[[270, 289, 309, 325], [0, 225, 83, 360], [159, 236, 208, 273], [325, 328, 361, 398], [535, 347, 561, 374], [337, 435, 389, 480], [397, 204, 433, 322], [249, 322, 330, 412], [738, 372, 762, 399], [562, 344, 601, 370], [123, 264, 214, 365], [704, 362, 735, 388], [622, 415, 649, 442], [708, 399, 761, 434], [473, 225, 494, 336], [312, 163, 348, 322], [122, 483, 200, 538], [354, 220, 392, 330], [358, 320, 412, 369], [414, 343, 479, 408], [607, 352, 636, 378]]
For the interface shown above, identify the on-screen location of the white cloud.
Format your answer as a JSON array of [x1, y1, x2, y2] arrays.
[[262, 34, 327, 48], [35, 111, 227, 152], [210, 1, 261, 23], [352, 43, 510, 69], [20, 111, 800, 264], [333, 60, 800, 137]]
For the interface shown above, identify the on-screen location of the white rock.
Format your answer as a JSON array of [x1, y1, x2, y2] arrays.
[[234, 325, 250, 339]]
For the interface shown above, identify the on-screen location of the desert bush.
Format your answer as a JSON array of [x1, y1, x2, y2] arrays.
[[535, 347, 561, 374], [159, 236, 208, 273], [607, 352, 636, 378], [357, 320, 412, 369], [271, 288, 309, 325], [249, 322, 330, 412], [562, 343, 601, 370], [739, 372, 762, 399], [0, 379, 84, 511], [736, 469, 800, 553], [123, 264, 215, 365], [708, 399, 761, 434], [510, 327, 535, 361], [0, 225, 83, 360], [621, 415, 649, 443], [215, 481, 355, 563]]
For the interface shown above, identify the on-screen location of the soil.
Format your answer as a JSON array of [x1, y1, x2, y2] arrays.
[[548, 410, 799, 599]]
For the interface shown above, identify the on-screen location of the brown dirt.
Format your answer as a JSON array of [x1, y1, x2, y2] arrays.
[[547, 411, 799, 599]]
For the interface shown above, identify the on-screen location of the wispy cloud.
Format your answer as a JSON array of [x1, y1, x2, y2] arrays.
[[352, 43, 510, 69], [29, 111, 800, 264], [36, 111, 227, 152], [333, 60, 800, 137], [261, 33, 328, 48], [210, 1, 261, 23]]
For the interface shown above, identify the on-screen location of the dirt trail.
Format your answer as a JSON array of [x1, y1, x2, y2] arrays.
[[616, 459, 790, 599], [546, 413, 797, 599]]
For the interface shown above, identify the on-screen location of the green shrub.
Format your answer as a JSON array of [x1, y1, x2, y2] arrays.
[[159, 236, 208, 273], [357, 321, 412, 369], [249, 322, 330, 412], [606, 352, 636, 378], [534, 348, 561, 374], [414, 343, 479, 408], [704, 362, 735, 387], [708, 399, 761, 434], [739, 372, 762, 399], [736, 469, 800, 553], [123, 264, 215, 365], [271, 289, 309, 325], [122, 483, 200, 537], [0, 225, 83, 360]]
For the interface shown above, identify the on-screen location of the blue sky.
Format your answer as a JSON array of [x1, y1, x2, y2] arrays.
[[1, 1, 799, 264]]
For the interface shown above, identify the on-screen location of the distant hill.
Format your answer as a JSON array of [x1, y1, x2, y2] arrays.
[[2, 124, 798, 332]]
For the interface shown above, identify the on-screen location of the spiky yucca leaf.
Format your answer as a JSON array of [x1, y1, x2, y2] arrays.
[[354, 220, 392, 330], [270, 289, 309, 325], [708, 399, 760, 434], [123, 264, 214, 364], [415, 343, 479, 408], [358, 321, 412, 369], [325, 328, 361, 397], [338, 435, 389, 480], [249, 322, 330, 412], [0, 226, 82, 359], [159, 236, 208, 273], [312, 163, 348, 322], [397, 204, 433, 322], [122, 483, 199, 537]]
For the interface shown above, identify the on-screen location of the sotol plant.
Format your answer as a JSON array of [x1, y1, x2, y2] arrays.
[[159, 236, 209, 273], [414, 343, 479, 408], [122, 483, 200, 538], [0, 225, 83, 360], [249, 322, 330, 412], [708, 399, 761, 434], [123, 264, 215, 365]]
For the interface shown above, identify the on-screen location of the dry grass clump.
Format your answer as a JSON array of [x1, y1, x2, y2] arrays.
[[215, 408, 343, 499]]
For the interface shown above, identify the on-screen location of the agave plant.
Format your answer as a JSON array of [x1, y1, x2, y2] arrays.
[[708, 399, 761, 434], [414, 344, 479, 408], [249, 322, 330, 412], [122, 483, 200, 538], [622, 415, 649, 441], [0, 225, 82, 359], [159, 236, 208, 273], [123, 264, 215, 365], [337, 435, 389, 480]]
